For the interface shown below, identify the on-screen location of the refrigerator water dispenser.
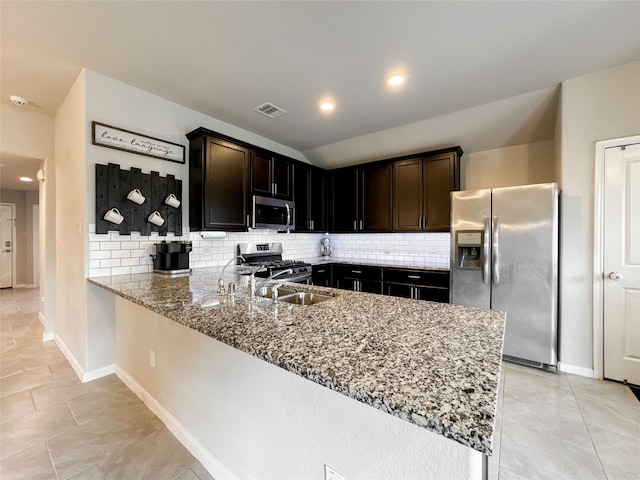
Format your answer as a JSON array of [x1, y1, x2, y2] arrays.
[[455, 231, 483, 269]]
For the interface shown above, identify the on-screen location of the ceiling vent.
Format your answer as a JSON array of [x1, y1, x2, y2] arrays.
[[254, 102, 287, 119]]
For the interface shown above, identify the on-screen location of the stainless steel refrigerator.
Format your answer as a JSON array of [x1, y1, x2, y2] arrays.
[[450, 182, 559, 368]]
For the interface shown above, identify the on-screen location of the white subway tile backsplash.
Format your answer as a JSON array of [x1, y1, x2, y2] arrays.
[[121, 258, 140, 267], [87, 228, 451, 278], [100, 259, 121, 268], [111, 266, 132, 276], [89, 250, 111, 260], [100, 242, 121, 250]]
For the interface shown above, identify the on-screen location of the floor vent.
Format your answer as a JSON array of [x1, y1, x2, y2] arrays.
[[254, 102, 287, 119]]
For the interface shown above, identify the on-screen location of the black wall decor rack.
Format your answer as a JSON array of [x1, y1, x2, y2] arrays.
[[95, 163, 182, 236]]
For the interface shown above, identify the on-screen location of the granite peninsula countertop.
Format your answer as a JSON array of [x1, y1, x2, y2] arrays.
[[88, 267, 505, 455]]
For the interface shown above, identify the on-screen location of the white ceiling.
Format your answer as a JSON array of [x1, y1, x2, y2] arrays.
[[1, 1, 639, 167], [0, 152, 41, 192]]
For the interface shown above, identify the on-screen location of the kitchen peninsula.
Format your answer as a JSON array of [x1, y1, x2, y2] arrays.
[[89, 267, 505, 479]]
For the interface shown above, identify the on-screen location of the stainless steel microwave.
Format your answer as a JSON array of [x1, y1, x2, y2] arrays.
[[252, 195, 295, 231]]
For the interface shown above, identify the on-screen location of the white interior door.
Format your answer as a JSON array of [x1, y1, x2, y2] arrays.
[[603, 143, 640, 385], [0, 204, 15, 288]]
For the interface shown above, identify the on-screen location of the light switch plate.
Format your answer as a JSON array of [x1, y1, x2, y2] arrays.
[[324, 465, 344, 480]]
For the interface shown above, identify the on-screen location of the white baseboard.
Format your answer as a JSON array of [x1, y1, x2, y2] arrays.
[[54, 334, 84, 380], [83, 364, 115, 382], [115, 366, 237, 480], [25, 284, 37, 289], [42, 331, 54, 342], [38, 311, 46, 325], [13, 283, 25, 289], [558, 362, 594, 378], [54, 334, 115, 383]]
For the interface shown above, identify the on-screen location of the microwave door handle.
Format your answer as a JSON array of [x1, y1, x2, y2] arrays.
[[285, 203, 291, 229], [483, 217, 490, 284]]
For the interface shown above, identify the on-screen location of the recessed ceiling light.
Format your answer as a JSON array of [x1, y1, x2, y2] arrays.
[[319, 102, 335, 111], [19, 176, 34, 182], [388, 75, 406, 86]]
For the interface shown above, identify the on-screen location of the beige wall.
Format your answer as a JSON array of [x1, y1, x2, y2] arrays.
[[461, 140, 556, 190], [559, 61, 640, 372], [54, 69, 88, 371]]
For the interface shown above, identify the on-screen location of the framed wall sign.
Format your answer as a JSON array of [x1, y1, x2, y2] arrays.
[[92, 121, 185, 164]]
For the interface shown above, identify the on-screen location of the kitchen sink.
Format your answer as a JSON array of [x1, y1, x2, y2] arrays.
[[255, 286, 333, 305], [276, 292, 333, 305]]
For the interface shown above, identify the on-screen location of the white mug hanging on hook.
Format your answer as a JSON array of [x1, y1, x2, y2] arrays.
[[147, 211, 165, 226], [127, 188, 145, 204], [104, 208, 124, 225], [165, 193, 180, 208]]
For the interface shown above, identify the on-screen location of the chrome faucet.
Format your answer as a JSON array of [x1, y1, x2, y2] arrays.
[[217, 254, 245, 296], [248, 269, 293, 300]]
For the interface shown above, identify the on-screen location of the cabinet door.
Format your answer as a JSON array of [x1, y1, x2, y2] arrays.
[[416, 286, 450, 303], [312, 265, 332, 287], [423, 152, 456, 231], [393, 158, 423, 231], [309, 167, 326, 231], [204, 138, 249, 230], [273, 157, 292, 199], [361, 163, 393, 232], [330, 168, 359, 232], [385, 282, 414, 299], [251, 153, 272, 197], [293, 163, 311, 231], [360, 279, 384, 294]]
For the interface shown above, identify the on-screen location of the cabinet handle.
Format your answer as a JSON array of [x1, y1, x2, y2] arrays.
[[359, 219, 363, 230], [352, 270, 362, 274], [408, 275, 420, 279], [310, 220, 314, 230], [423, 217, 427, 228], [317, 269, 325, 273], [246, 215, 251, 227], [273, 183, 278, 195], [353, 220, 357, 231]]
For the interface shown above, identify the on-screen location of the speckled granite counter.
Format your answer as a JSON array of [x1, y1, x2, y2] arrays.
[[304, 256, 450, 271], [88, 267, 504, 455]]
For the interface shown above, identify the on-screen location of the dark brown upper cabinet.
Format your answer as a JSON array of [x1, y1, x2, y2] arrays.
[[187, 132, 250, 231], [329, 167, 359, 232], [294, 163, 326, 232], [251, 152, 292, 200], [393, 149, 461, 232], [330, 163, 394, 232], [360, 163, 393, 232]]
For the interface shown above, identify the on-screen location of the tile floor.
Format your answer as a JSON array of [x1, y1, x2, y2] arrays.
[[1, 287, 639, 479]]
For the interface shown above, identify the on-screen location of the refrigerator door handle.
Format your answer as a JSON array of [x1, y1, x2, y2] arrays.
[[492, 216, 500, 285], [483, 216, 490, 284]]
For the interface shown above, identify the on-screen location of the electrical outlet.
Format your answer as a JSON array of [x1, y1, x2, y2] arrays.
[[324, 465, 344, 480], [149, 349, 156, 368]]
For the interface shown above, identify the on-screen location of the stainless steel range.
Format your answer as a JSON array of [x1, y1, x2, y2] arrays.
[[237, 242, 312, 284]]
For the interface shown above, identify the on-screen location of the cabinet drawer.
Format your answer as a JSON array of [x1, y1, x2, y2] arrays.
[[384, 268, 449, 287], [334, 264, 383, 280]]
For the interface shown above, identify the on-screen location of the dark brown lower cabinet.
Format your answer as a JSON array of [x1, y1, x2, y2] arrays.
[[333, 264, 384, 294], [312, 265, 332, 287], [384, 268, 450, 303]]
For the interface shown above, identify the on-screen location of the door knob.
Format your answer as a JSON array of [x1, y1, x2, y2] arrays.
[[609, 272, 624, 281]]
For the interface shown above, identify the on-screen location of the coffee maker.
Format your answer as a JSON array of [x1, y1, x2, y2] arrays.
[[152, 241, 192, 275]]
